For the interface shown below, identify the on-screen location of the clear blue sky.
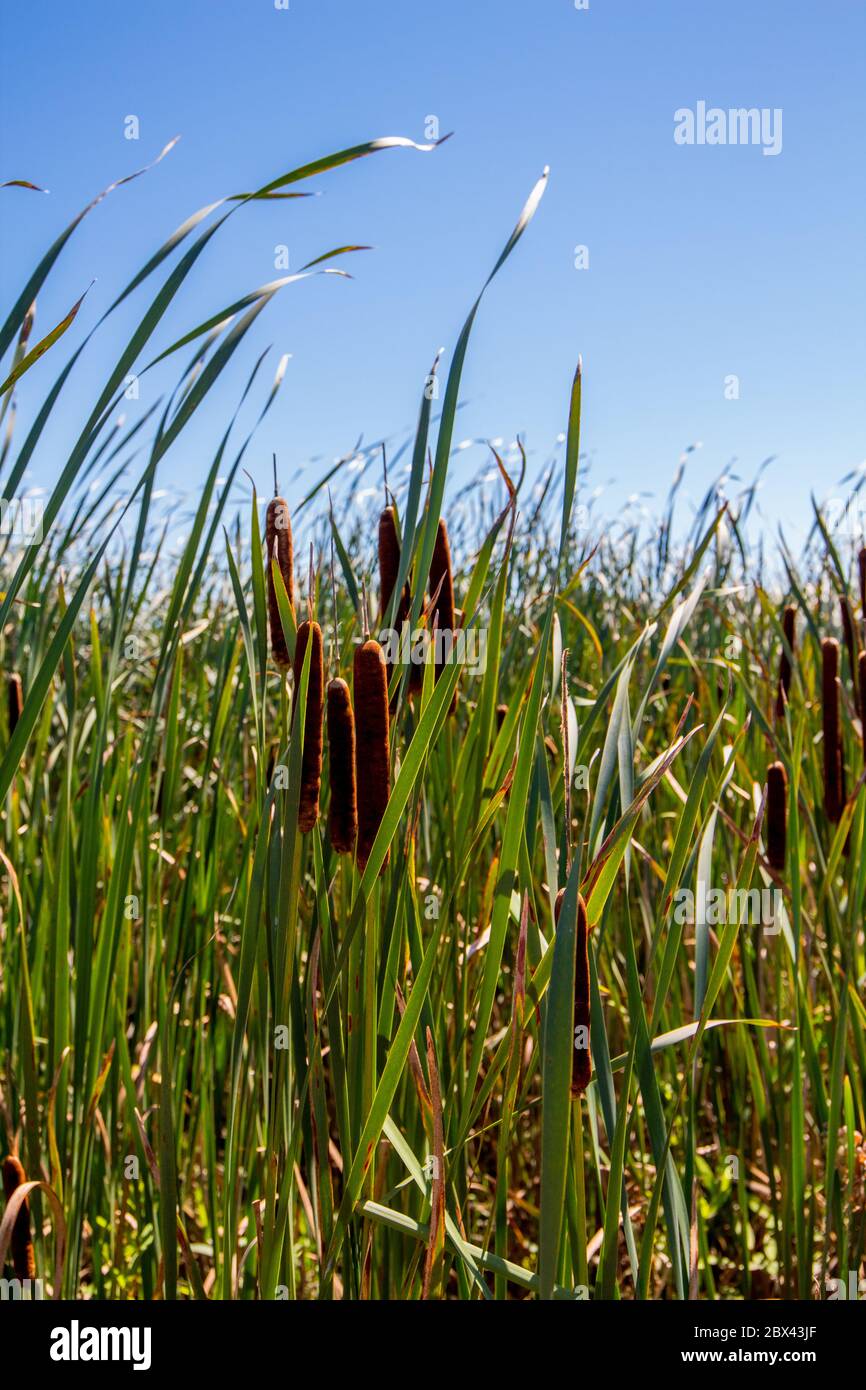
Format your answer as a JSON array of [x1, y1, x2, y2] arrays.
[[2, 0, 864, 538]]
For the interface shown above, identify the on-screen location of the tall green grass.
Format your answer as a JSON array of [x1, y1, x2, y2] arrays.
[[1, 138, 864, 1300]]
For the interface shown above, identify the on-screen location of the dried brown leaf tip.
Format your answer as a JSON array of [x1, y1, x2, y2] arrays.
[[8, 673, 23, 735], [429, 518, 457, 712], [821, 638, 843, 824], [266, 496, 294, 668], [292, 621, 324, 832], [2, 1153, 36, 1281], [554, 888, 592, 1098], [775, 605, 796, 720], [327, 676, 358, 855], [353, 638, 390, 873], [766, 761, 787, 872]]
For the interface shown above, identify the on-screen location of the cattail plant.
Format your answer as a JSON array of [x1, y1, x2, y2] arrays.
[[775, 605, 796, 719], [554, 888, 592, 1097], [859, 650, 866, 764], [353, 616, 390, 873], [292, 554, 324, 833], [8, 673, 23, 735], [266, 458, 295, 668], [379, 503, 414, 700], [378, 504, 410, 629], [326, 542, 358, 854], [429, 518, 457, 711], [327, 676, 358, 854], [822, 638, 844, 823], [2, 1154, 35, 1281], [766, 761, 787, 871], [859, 547, 866, 623], [293, 621, 324, 831]]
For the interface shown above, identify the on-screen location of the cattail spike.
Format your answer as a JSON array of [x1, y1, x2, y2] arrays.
[[266, 493, 295, 667], [379, 504, 413, 702], [2, 1154, 36, 1281], [354, 638, 390, 873], [327, 677, 358, 854], [775, 604, 796, 719], [822, 638, 842, 823], [429, 518, 457, 714], [859, 547, 866, 624], [293, 621, 324, 833], [766, 761, 787, 871]]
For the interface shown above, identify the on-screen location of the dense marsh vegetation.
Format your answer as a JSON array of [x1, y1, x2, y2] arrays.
[[1, 138, 864, 1300]]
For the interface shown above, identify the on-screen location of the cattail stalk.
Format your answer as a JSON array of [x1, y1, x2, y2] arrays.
[[775, 605, 796, 719], [840, 595, 857, 688], [8, 673, 23, 735], [266, 492, 294, 668], [292, 621, 324, 832], [822, 638, 843, 823], [766, 761, 787, 871], [429, 518, 457, 711], [554, 888, 592, 1097], [327, 677, 358, 853], [354, 639, 390, 872], [2, 1154, 35, 1281]]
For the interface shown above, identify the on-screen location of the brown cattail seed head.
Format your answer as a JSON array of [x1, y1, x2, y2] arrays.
[[775, 605, 796, 719], [266, 497, 294, 667], [378, 506, 409, 625], [327, 677, 358, 855], [859, 651, 866, 765], [766, 761, 788, 872], [822, 638, 843, 823], [378, 506, 414, 699], [554, 889, 592, 1098], [292, 621, 324, 832], [2, 1154, 35, 1281], [429, 519, 457, 712], [496, 703, 509, 732], [353, 639, 390, 873], [859, 548, 866, 621], [8, 674, 23, 735]]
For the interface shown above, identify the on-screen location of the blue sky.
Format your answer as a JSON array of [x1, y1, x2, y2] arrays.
[[1, 0, 864, 539]]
